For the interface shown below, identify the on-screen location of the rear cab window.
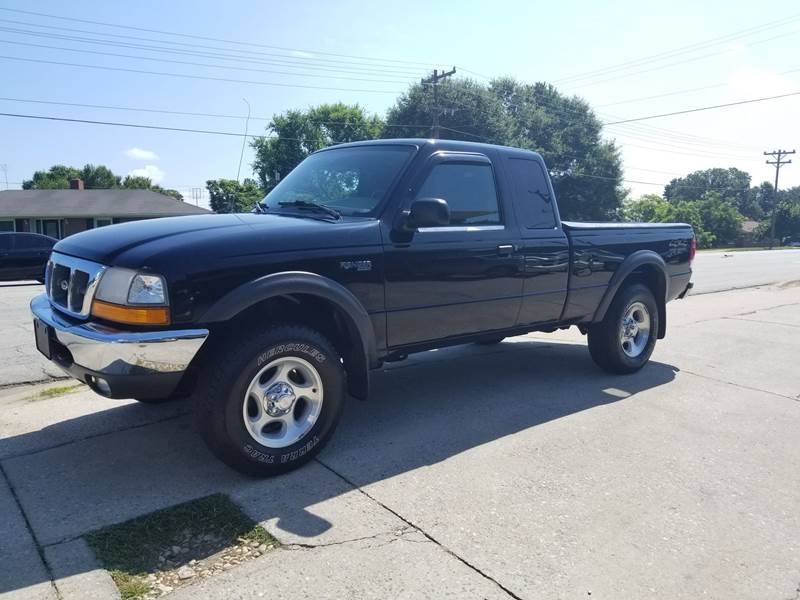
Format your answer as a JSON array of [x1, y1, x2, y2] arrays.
[[506, 157, 557, 229]]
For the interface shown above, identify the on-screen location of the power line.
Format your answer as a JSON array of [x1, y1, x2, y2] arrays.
[[553, 12, 800, 84], [0, 7, 441, 68], [0, 96, 438, 129], [602, 90, 800, 125], [563, 28, 800, 90], [0, 111, 431, 141], [0, 39, 417, 84], [0, 55, 406, 94], [0, 22, 425, 76]]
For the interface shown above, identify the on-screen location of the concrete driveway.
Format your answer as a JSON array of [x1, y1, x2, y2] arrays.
[[1, 284, 799, 599]]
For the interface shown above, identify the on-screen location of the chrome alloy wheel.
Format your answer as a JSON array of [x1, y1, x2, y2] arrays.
[[242, 356, 323, 448], [619, 301, 651, 358]]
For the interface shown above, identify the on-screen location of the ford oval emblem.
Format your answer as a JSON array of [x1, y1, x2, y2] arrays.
[[59, 280, 69, 291]]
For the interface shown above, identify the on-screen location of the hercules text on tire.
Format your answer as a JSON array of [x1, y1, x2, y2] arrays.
[[197, 325, 345, 476]]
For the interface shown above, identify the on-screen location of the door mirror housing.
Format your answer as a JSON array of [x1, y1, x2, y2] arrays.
[[406, 198, 450, 228]]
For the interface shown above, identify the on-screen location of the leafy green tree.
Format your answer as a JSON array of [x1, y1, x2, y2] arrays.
[[493, 79, 624, 221], [79, 164, 120, 189], [756, 186, 800, 242], [696, 191, 744, 246], [386, 78, 511, 144], [121, 175, 154, 189], [747, 181, 774, 220], [206, 178, 263, 213], [251, 103, 384, 192], [621, 194, 719, 248], [22, 165, 81, 189], [620, 194, 670, 222], [385, 77, 623, 221], [664, 168, 752, 215], [23, 164, 183, 201]]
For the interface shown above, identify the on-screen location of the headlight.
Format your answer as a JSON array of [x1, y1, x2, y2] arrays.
[[92, 267, 170, 325], [128, 274, 167, 305]]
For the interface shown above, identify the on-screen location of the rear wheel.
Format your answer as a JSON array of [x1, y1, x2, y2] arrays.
[[197, 324, 345, 476], [588, 283, 658, 374]]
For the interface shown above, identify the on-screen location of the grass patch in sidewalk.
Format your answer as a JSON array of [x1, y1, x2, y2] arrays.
[[30, 383, 83, 400], [85, 493, 277, 599]]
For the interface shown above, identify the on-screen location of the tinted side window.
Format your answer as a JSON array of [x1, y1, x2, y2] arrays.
[[15, 235, 37, 249], [416, 163, 501, 226], [507, 158, 556, 229]]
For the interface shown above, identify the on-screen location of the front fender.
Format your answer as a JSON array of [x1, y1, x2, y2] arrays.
[[200, 271, 378, 399]]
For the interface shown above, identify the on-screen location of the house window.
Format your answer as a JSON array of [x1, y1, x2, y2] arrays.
[[0, 220, 14, 232], [36, 219, 63, 239], [94, 217, 113, 228]]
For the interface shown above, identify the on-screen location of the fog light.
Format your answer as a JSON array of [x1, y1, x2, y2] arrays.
[[94, 377, 111, 396]]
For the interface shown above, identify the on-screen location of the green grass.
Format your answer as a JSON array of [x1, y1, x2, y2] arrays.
[[31, 384, 83, 400], [85, 494, 276, 600]]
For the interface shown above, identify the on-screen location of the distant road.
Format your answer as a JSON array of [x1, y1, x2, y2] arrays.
[[691, 249, 800, 294]]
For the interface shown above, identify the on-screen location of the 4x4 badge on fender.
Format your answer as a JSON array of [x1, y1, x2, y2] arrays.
[[339, 260, 372, 272]]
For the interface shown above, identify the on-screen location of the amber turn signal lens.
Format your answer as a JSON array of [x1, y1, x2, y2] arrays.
[[91, 300, 170, 325]]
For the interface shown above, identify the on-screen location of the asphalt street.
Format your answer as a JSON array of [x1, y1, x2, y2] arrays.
[[1, 276, 799, 598], [691, 248, 800, 294]]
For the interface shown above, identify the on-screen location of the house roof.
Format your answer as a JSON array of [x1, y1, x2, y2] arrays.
[[0, 189, 210, 218]]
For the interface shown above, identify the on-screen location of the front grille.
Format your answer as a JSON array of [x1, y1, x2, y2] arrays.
[[45, 252, 106, 319]]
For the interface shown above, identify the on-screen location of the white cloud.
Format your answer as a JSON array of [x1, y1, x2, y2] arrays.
[[125, 147, 159, 161], [128, 165, 165, 184]]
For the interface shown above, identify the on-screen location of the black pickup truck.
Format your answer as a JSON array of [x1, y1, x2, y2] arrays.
[[31, 139, 694, 475]]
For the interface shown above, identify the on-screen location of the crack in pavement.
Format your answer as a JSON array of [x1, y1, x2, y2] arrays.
[[283, 527, 421, 551], [0, 462, 62, 599], [0, 410, 189, 462], [679, 368, 799, 403], [724, 316, 800, 329], [314, 457, 525, 600]]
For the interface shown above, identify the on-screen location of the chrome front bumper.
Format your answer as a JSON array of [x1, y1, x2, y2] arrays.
[[30, 293, 209, 398]]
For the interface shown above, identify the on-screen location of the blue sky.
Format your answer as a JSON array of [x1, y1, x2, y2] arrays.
[[1, 0, 799, 207]]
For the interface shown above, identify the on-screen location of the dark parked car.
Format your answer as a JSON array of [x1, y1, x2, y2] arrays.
[[31, 139, 694, 476], [0, 232, 56, 282]]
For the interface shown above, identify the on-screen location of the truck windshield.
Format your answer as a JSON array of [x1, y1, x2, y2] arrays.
[[261, 145, 414, 217]]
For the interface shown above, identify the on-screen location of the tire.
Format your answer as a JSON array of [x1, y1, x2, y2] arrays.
[[475, 337, 505, 345], [588, 283, 659, 374], [196, 324, 345, 477]]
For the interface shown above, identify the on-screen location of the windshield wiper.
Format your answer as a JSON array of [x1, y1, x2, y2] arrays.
[[277, 200, 341, 220]]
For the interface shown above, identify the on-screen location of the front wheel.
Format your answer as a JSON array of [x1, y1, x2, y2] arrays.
[[588, 283, 659, 374], [196, 324, 345, 477]]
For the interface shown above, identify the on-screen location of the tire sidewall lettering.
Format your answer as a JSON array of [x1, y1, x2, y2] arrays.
[[257, 343, 327, 367]]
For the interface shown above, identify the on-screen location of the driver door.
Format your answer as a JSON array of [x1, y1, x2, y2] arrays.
[[383, 152, 523, 348]]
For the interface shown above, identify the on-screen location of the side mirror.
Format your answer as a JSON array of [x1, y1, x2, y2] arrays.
[[407, 198, 450, 228]]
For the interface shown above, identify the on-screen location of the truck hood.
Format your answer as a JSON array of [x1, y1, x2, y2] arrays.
[[54, 213, 382, 271]]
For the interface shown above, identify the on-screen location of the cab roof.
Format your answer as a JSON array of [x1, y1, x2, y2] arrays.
[[323, 138, 544, 161]]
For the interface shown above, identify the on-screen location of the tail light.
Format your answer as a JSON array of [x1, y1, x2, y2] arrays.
[[688, 237, 697, 264]]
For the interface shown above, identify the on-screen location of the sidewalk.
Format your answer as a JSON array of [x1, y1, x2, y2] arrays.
[[2, 284, 800, 599]]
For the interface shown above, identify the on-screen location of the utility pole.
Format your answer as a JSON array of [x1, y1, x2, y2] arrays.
[[764, 149, 795, 248], [421, 67, 456, 139], [0, 164, 7, 189]]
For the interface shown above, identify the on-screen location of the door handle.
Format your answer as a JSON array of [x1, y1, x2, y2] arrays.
[[497, 244, 515, 256]]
